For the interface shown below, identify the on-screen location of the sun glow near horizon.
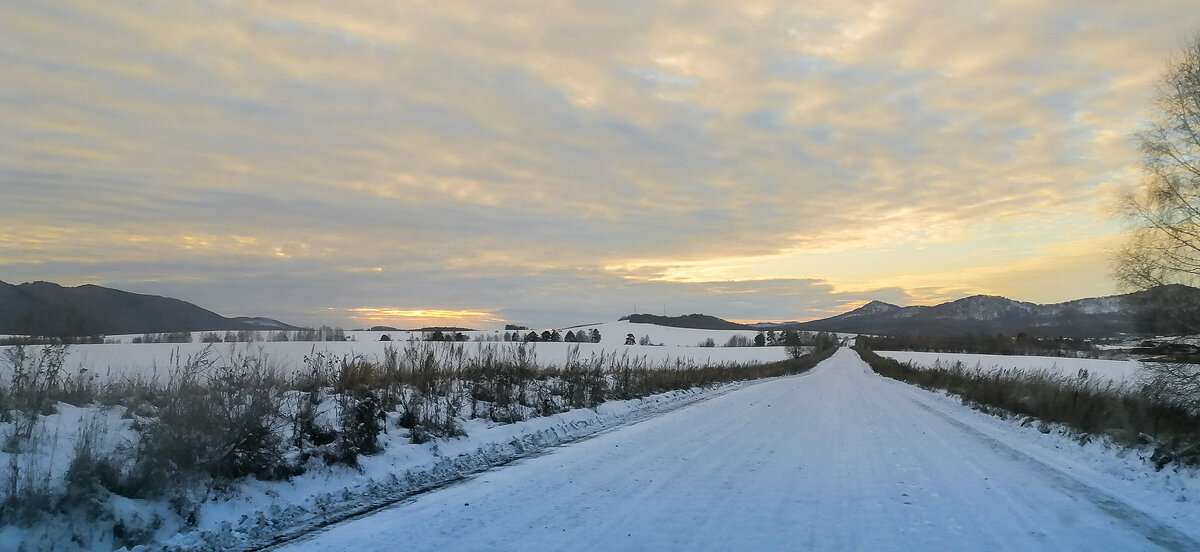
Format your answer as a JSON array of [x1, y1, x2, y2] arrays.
[[346, 307, 505, 328], [2, 0, 1192, 328]]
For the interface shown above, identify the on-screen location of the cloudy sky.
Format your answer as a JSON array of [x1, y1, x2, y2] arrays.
[[2, 1, 1197, 329]]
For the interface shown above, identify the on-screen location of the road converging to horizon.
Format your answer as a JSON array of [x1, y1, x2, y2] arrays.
[[276, 348, 1195, 551]]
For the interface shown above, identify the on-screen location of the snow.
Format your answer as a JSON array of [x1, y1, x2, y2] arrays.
[[162, 381, 767, 551], [0, 372, 769, 551], [5, 341, 1195, 550], [0, 322, 789, 384], [876, 350, 1144, 384], [275, 349, 1199, 552], [1071, 296, 1126, 315]]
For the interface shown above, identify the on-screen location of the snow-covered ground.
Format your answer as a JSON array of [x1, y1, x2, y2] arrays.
[[4, 346, 1195, 550], [876, 350, 1144, 385], [274, 349, 1199, 552], [0, 379, 767, 551], [0, 322, 794, 383]]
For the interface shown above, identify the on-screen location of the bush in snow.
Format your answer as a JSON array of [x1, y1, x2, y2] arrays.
[[334, 359, 387, 460], [131, 347, 288, 496], [2, 344, 68, 449]]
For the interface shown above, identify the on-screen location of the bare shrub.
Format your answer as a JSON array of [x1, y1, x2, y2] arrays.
[[1140, 362, 1200, 415], [3, 344, 68, 449], [132, 346, 288, 495], [63, 415, 125, 511], [1, 423, 55, 522]]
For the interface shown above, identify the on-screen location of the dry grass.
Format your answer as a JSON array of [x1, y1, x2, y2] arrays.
[[855, 347, 1200, 468], [0, 341, 840, 545]]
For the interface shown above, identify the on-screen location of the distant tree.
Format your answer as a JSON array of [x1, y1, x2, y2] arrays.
[[380, 334, 391, 341], [317, 325, 346, 341], [783, 330, 805, 359], [625, 333, 636, 345], [638, 334, 653, 346], [541, 330, 553, 342], [564, 330, 577, 342], [550, 330, 562, 342], [502, 331, 512, 342], [430, 330, 445, 342], [724, 334, 752, 347], [814, 332, 838, 351], [526, 331, 540, 343], [454, 332, 467, 342], [766, 330, 778, 346], [754, 332, 766, 347], [591, 329, 601, 342], [699, 337, 716, 348]]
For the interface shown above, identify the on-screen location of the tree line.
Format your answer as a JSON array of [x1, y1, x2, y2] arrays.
[[856, 333, 1097, 357]]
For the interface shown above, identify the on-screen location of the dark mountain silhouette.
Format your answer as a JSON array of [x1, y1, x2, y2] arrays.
[[618, 286, 1200, 338], [780, 285, 1200, 338], [0, 280, 298, 336], [619, 313, 752, 331]]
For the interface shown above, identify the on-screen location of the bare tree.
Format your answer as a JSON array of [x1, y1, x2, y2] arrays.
[[1117, 35, 1200, 292], [1117, 33, 1200, 413]]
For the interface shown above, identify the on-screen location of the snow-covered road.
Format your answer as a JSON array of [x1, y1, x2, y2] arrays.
[[275, 348, 1197, 551]]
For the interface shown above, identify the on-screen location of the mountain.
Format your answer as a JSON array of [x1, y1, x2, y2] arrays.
[[0, 280, 299, 336], [619, 313, 752, 331], [782, 285, 1200, 338]]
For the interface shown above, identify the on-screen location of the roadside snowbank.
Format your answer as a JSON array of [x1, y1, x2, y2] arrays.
[[1, 379, 758, 551]]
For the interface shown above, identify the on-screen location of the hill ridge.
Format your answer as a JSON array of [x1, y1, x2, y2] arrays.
[[0, 280, 299, 336], [783, 285, 1200, 338]]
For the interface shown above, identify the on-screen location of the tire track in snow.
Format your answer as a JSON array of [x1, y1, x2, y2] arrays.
[[272, 349, 1196, 552], [902, 396, 1195, 552], [885, 369, 1199, 552]]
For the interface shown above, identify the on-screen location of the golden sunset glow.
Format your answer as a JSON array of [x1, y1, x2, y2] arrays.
[[348, 308, 504, 327], [3, 1, 1194, 328]]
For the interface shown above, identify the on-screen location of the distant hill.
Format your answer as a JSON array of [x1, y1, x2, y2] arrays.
[[0, 280, 299, 336], [776, 285, 1200, 338], [619, 313, 752, 331]]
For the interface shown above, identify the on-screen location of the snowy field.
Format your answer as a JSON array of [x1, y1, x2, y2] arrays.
[[0, 322, 794, 383], [876, 350, 1145, 385], [275, 349, 1199, 552], [3, 347, 1197, 551]]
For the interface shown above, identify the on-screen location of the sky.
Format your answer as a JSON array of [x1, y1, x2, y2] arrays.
[[2, 1, 1198, 330]]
